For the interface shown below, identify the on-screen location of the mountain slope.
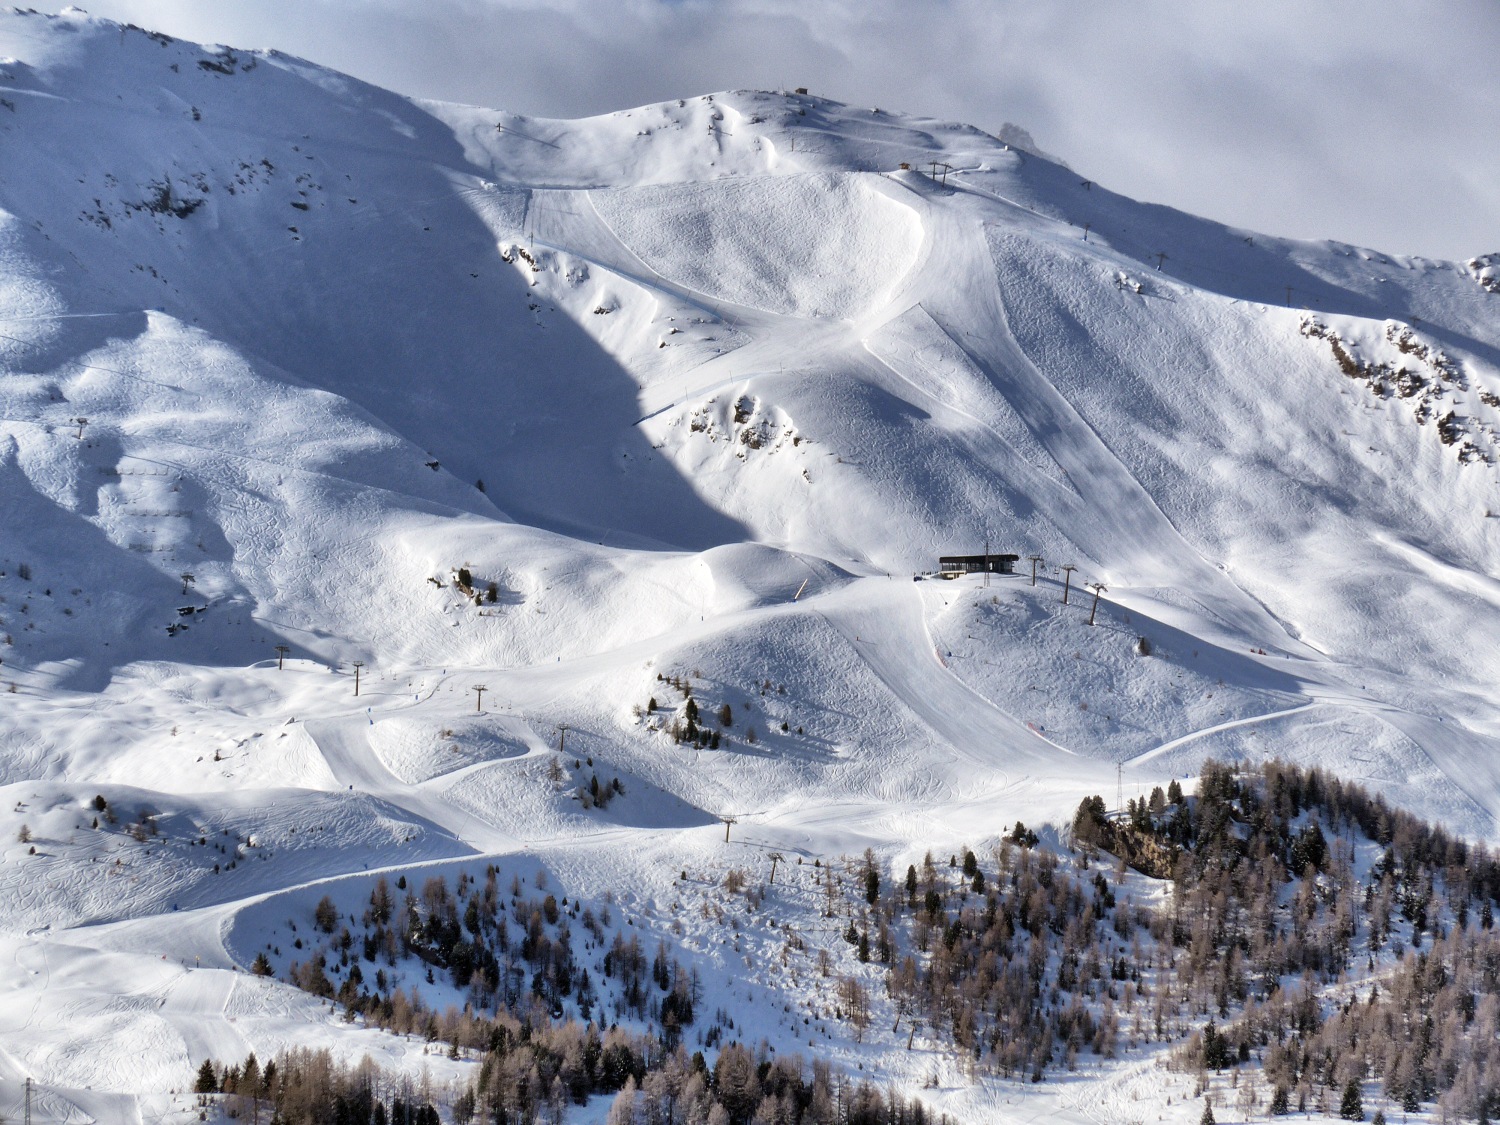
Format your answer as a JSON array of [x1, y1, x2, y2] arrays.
[[0, 9, 1498, 1123]]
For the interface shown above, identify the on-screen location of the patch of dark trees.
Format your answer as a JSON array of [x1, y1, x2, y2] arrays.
[[1159, 762, 1500, 1122], [197, 1040, 950, 1125], [285, 869, 699, 1048], [845, 758, 1500, 1100], [195, 1049, 442, 1125], [269, 864, 952, 1123]]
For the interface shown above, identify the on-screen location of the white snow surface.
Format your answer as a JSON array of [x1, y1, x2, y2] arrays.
[[0, 9, 1497, 1122]]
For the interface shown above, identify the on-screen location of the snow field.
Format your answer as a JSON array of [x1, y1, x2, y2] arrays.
[[0, 780, 468, 934], [2, 8, 1500, 1121], [592, 173, 923, 320]]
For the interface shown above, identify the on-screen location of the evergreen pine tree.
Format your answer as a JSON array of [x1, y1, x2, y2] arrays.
[[1201, 1022, 1229, 1070], [241, 1053, 260, 1099], [195, 1058, 218, 1094], [1340, 1080, 1364, 1121], [1200, 1103, 1215, 1125]]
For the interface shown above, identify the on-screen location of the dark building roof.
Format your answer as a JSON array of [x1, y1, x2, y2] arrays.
[[939, 553, 1019, 573]]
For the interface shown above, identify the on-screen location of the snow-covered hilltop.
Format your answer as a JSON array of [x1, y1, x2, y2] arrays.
[[1, 9, 1498, 1122]]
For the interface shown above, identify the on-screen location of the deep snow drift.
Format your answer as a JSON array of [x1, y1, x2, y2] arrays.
[[0, 9, 1498, 1122]]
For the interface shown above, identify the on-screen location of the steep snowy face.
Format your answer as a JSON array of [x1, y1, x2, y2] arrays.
[[2, 6, 1500, 823]]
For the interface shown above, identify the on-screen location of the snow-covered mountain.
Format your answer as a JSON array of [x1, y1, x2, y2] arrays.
[[1, 8, 1498, 1122]]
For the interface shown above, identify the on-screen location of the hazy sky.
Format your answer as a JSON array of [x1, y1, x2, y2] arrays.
[[55, 0, 1499, 259]]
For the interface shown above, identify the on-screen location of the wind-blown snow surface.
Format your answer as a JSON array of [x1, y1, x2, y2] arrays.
[[0, 9, 1498, 1122]]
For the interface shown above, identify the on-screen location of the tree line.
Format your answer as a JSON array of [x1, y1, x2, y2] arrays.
[[831, 757, 1498, 1116], [264, 865, 951, 1123]]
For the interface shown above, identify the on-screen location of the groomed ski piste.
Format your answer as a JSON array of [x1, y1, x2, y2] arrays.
[[0, 9, 1498, 1122]]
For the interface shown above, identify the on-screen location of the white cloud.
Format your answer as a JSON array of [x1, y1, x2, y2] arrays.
[[49, 0, 1500, 257]]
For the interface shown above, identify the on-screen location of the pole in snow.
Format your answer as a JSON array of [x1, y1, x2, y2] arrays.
[[1061, 565, 1077, 605], [557, 723, 568, 754], [474, 684, 488, 712], [1027, 554, 1043, 587], [722, 815, 737, 843], [351, 661, 364, 696], [275, 644, 289, 671], [1087, 582, 1107, 626]]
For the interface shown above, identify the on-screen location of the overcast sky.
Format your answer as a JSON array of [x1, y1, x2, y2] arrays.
[[56, 0, 1499, 259]]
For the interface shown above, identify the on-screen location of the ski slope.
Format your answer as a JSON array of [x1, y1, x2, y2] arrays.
[[0, 8, 1497, 1121]]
